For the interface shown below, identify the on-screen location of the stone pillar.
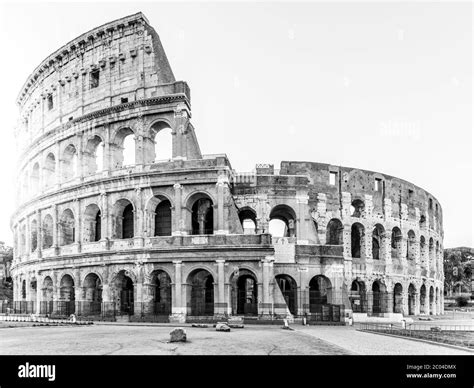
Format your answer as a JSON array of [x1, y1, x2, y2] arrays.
[[341, 192, 351, 220], [25, 214, 31, 256], [296, 194, 309, 244], [134, 188, 144, 244], [52, 204, 59, 251], [215, 181, 226, 234], [103, 124, 111, 172], [74, 199, 81, 252], [173, 106, 189, 159], [173, 183, 183, 235], [77, 132, 84, 180], [36, 210, 42, 258], [100, 192, 109, 241], [55, 141, 60, 188], [170, 260, 185, 322], [260, 256, 274, 315], [216, 259, 226, 315]]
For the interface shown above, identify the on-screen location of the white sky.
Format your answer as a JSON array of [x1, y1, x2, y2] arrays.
[[0, 1, 471, 248]]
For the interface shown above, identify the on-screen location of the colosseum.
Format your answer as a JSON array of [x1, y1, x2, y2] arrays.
[[9, 12, 444, 324]]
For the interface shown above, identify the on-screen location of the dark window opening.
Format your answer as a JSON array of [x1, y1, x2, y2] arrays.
[[122, 204, 134, 238], [94, 211, 102, 241], [90, 70, 100, 89], [47, 95, 53, 110], [121, 97, 129, 104]]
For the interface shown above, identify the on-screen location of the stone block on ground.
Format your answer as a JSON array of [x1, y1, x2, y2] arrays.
[[170, 327, 187, 342], [191, 323, 208, 328], [215, 323, 231, 332]]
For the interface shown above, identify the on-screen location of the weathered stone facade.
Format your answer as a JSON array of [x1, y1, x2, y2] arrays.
[[10, 13, 444, 322]]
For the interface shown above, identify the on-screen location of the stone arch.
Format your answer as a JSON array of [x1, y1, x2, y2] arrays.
[[420, 283, 427, 314], [391, 227, 403, 258], [269, 204, 297, 238], [84, 135, 104, 175], [420, 235, 427, 267], [371, 279, 388, 315], [309, 275, 332, 308], [393, 283, 403, 314], [61, 144, 78, 181], [408, 283, 416, 315], [42, 276, 54, 304], [112, 198, 135, 239], [407, 230, 416, 260], [42, 214, 53, 249], [429, 285, 435, 315], [428, 238, 435, 268], [59, 208, 75, 246], [350, 278, 367, 313], [59, 274, 75, 314], [30, 219, 38, 252], [351, 222, 365, 258], [326, 218, 343, 245], [275, 274, 298, 315], [186, 192, 214, 235], [149, 269, 172, 315], [150, 120, 173, 162], [31, 162, 40, 193], [43, 152, 56, 188], [110, 269, 135, 315], [238, 207, 257, 234], [83, 203, 102, 242], [82, 273, 103, 302], [372, 223, 385, 260], [112, 127, 135, 168], [146, 194, 172, 237], [230, 268, 259, 316], [186, 268, 215, 316]]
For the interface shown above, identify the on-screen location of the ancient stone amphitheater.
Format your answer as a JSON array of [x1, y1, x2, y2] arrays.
[[9, 13, 444, 323]]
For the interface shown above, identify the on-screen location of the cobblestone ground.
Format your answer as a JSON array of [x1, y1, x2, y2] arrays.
[[0, 323, 472, 355]]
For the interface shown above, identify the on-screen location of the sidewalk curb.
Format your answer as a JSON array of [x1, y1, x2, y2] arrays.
[[357, 329, 474, 354]]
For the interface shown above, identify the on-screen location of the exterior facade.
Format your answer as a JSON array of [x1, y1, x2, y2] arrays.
[[10, 13, 444, 323]]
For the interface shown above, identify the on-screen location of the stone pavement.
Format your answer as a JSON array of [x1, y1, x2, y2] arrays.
[[0, 323, 471, 355]]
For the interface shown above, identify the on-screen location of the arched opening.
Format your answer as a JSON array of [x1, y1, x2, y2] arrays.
[[371, 280, 387, 315], [189, 194, 214, 235], [20, 225, 26, 255], [350, 279, 367, 313], [42, 214, 53, 249], [309, 275, 332, 312], [407, 230, 416, 260], [429, 286, 434, 315], [233, 272, 258, 316], [59, 209, 75, 246], [83, 204, 101, 242], [275, 274, 297, 315], [41, 276, 54, 315], [351, 223, 365, 258], [30, 219, 38, 252], [393, 283, 403, 314], [391, 227, 402, 258], [151, 270, 172, 315], [435, 241, 440, 271], [151, 122, 173, 162], [435, 287, 440, 313], [372, 224, 384, 260], [61, 144, 78, 181], [82, 273, 102, 315], [269, 204, 296, 238], [408, 284, 416, 315], [154, 200, 172, 236], [420, 284, 427, 314], [420, 236, 427, 267], [419, 214, 426, 229], [429, 238, 434, 268], [85, 136, 104, 174], [21, 279, 26, 299], [350, 199, 365, 217], [43, 153, 56, 188], [113, 270, 134, 315], [238, 207, 257, 235], [187, 269, 214, 316], [59, 274, 75, 315], [113, 199, 134, 239], [31, 163, 40, 193], [326, 219, 343, 245], [113, 128, 135, 168]]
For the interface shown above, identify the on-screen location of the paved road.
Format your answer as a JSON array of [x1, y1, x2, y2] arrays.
[[0, 324, 471, 355]]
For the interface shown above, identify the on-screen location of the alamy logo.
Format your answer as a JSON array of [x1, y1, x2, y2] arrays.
[[18, 362, 56, 382]]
